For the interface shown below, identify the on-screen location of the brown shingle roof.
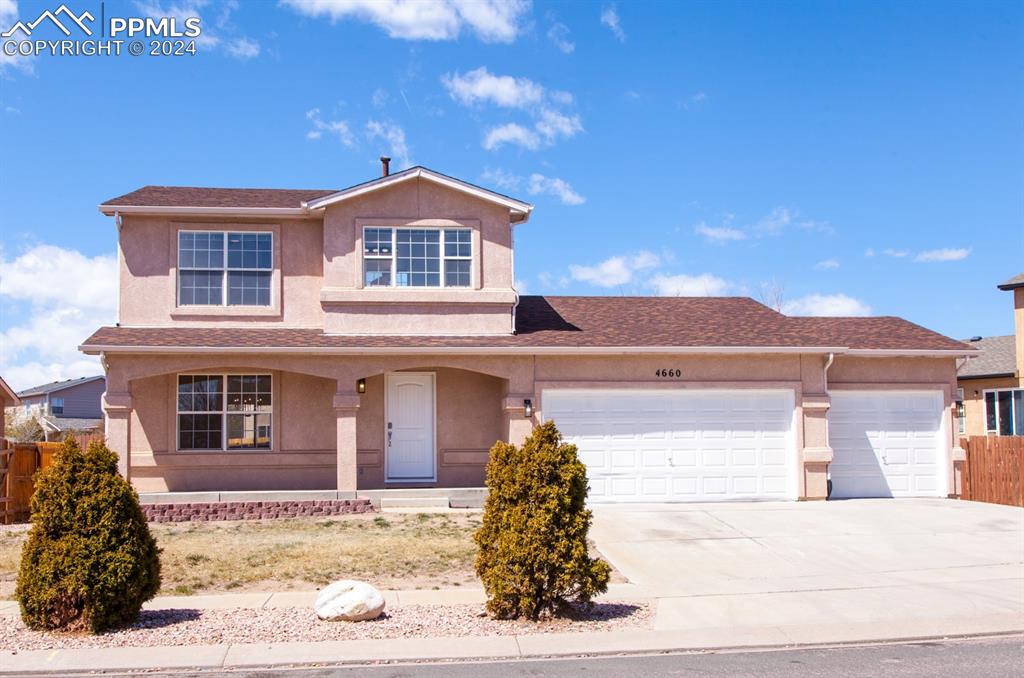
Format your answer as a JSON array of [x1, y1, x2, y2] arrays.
[[957, 335, 1017, 378], [101, 186, 337, 209], [81, 296, 971, 353], [998, 273, 1024, 291]]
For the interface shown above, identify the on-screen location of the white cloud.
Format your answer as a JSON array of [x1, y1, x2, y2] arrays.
[[443, 66, 583, 151], [0, 245, 116, 391], [224, 36, 260, 59], [483, 123, 540, 151], [752, 206, 793, 236], [281, 0, 530, 43], [782, 293, 871, 317], [814, 258, 840, 270], [547, 20, 574, 53], [372, 88, 389, 108], [882, 248, 909, 258], [695, 222, 746, 243], [534, 108, 583, 143], [365, 119, 411, 169], [600, 4, 625, 41], [915, 247, 971, 263], [514, 278, 528, 294], [306, 108, 355, 146], [442, 66, 544, 109], [681, 91, 706, 109], [527, 173, 584, 205], [864, 248, 876, 257], [649, 273, 732, 297], [134, 0, 259, 60], [569, 251, 660, 288]]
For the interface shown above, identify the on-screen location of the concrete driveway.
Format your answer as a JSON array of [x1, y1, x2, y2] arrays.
[[590, 499, 1024, 642]]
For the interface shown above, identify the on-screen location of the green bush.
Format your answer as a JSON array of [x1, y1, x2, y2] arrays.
[[475, 421, 611, 620], [16, 436, 161, 633]]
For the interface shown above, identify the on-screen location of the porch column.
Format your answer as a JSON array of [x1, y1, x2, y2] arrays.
[[801, 394, 832, 500], [502, 394, 536, 446], [102, 391, 133, 479], [334, 391, 360, 496]]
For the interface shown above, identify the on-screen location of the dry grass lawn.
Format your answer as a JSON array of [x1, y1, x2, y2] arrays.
[[0, 512, 481, 598]]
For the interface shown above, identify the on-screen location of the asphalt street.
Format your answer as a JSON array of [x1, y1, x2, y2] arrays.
[[45, 635, 1024, 678]]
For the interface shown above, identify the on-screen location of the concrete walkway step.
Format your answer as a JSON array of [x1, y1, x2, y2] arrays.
[[379, 496, 451, 509]]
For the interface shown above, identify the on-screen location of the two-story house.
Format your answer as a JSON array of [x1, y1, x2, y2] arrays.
[[957, 273, 1024, 436], [10, 375, 105, 441], [81, 161, 974, 503]]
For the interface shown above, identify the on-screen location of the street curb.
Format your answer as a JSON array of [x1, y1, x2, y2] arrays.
[[2, 626, 1022, 674]]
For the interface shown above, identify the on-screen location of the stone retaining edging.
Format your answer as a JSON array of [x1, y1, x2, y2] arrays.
[[142, 499, 374, 522]]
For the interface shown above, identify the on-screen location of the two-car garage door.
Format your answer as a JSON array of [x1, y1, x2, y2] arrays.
[[544, 388, 948, 502], [543, 389, 797, 503]]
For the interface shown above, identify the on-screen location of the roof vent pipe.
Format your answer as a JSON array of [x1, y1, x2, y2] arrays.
[[380, 156, 391, 177]]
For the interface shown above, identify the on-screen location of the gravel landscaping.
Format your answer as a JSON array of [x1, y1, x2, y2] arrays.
[[0, 602, 651, 651]]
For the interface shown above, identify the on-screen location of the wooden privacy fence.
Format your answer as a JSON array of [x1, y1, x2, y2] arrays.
[[960, 436, 1024, 508], [0, 435, 103, 523]]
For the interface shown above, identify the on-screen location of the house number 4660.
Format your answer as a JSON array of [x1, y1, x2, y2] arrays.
[[655, 369, 681, 378]]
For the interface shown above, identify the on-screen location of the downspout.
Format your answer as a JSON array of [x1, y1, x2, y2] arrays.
[[115, 211, 123, 326], [510, 215, 518, 334], [822, 352, 835, 499], [823, 351, 835, 391]]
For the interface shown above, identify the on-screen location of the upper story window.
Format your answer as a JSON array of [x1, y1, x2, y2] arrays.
[[363, 227, 472, 288], [985, 388, 1024, 435], [50, 397, 64, 416], [178, 231, 272, 306]]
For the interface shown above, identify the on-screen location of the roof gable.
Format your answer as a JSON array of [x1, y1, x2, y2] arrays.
[[303, 166, 533, 221], [17, 375, 105, 398]]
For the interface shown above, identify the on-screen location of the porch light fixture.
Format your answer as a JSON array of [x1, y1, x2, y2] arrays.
[[356, 378, 366, 394], [523, 399, 533, 418]]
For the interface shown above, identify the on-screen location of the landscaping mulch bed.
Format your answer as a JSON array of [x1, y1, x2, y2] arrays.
[[0, 602, 651, 652]]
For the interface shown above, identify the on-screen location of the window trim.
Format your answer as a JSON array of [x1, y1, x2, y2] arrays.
[[50, 396, 64, 416], [360, 224, 477, 290], [175, 373, 274, 452], [983, 387, 1024, 436], [176, 229, 274, 307]]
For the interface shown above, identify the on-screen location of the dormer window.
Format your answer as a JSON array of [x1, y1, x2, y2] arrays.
[[363, 227, 472, 288]]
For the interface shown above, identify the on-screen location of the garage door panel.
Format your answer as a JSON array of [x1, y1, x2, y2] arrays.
[[828, 391, 945, 499], [545, 389, 796, 503]]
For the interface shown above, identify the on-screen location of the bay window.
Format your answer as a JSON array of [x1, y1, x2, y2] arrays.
[[363, 227, 472, 288], [984, 388, 1024, 436], [178, 231, 272, 306], [177, 374, 272, 450]]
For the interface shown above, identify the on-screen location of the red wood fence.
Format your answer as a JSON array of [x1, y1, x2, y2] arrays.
[[0, 434, 106, 523], [960, 436, 1024, 508]]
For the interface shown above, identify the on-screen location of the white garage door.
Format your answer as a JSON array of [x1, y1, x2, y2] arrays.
[[542, 389, 797, 503], [828, 391, 946, 498]]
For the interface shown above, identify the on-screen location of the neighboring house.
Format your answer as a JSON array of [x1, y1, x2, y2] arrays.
[[0, 376, 20, 440], [81, 161, 974, 502], [13, 376, 105, 441], [958, 274, 1024, 436]]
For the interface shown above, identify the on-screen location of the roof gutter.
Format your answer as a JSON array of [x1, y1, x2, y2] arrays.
[[81, 344, 851, 357], [98, 205, 312, 218]]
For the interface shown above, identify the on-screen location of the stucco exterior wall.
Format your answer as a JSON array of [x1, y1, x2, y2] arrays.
[[959, 375, 1021, 436], [118, 215, 324, 328], [105, 351, 960, 498], [320, 178, 516, 335]]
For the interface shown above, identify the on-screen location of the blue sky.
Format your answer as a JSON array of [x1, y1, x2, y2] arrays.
[[0, 0, 1021, 390]]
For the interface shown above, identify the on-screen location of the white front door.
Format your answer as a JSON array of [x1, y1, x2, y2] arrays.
[[385, 372, 436, 481], [543, 389, 797, 503], [828, 390, 946, 498]]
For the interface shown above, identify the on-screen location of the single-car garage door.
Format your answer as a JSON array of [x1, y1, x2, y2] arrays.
[[542, 389, 796, 503], [828, 390, 946, 498]]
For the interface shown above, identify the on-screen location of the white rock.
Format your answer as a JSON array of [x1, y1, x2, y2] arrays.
[[314, 580, 386, 621]]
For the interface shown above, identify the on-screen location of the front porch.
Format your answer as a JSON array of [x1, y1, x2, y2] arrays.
[[101, 353, 537, 496]]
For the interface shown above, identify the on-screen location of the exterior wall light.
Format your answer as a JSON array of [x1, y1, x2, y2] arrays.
[[523, 398, 533, 418], [357, 378, 366, 394]]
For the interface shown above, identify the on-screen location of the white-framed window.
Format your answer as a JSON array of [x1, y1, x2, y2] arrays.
[[363, 227, 472, 288], [50, 397, 64, 416], [178, 231, 272, 306], [984, 388, 1024, 436], [177, 374, 272, 450]]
